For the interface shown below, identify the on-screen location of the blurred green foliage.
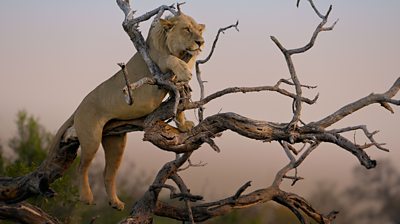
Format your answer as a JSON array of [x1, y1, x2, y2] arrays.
[[0, 111, 79, 223]]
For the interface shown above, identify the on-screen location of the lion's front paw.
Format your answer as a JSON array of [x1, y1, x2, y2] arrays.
[[173, 62, 192, 82], [177, 120, 195, 132]]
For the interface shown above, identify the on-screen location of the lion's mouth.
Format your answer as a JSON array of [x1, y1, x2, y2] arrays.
[[186, 47, 202, 54], [180, 48, 201, 62]]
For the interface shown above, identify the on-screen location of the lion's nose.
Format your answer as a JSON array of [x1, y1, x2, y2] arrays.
[[195, 39, 204, 47]]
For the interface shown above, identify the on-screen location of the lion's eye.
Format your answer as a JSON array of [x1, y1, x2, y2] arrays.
[[184, 27, 191, 33]]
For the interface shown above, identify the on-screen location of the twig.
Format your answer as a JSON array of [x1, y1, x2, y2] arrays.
[[276, 78, 317, 89], [178, 159, 207, 172], [122, 76, 156, 104], [329, 125, 388, 152], [283, 174, 304, 186], [233, 181, 252, 200], [118, 63, 134, 105], [274, 141, 320, 187], [177, 2, 186, 14]]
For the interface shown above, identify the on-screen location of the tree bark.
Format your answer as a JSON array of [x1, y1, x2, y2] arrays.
[[0, 202, 61, 224]]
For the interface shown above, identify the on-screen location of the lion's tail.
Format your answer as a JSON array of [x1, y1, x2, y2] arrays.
[[46, 113, 75, 156]]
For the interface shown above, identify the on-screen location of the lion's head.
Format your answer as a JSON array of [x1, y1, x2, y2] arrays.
[[150, 13, 205, 61]]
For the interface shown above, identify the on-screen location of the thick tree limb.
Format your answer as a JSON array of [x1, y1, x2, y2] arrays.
[[0, 202, 61, 224]]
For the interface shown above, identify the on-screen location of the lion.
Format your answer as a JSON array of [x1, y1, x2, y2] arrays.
[[50, 12, 205, 210]]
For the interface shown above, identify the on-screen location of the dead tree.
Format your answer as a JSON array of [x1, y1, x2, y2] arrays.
[[0, 0, 399, 223]]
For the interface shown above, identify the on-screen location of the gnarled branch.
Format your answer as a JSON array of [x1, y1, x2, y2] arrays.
[[0, 202, 61, 224]]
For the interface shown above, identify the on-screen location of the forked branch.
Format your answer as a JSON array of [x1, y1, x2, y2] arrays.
[[270, 0, 338, 130]]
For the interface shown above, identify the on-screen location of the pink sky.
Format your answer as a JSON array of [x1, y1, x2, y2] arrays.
[[0, 0, 399, 200]]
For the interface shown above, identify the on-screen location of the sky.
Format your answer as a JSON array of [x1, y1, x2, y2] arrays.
[[0, 0, 399, 201]]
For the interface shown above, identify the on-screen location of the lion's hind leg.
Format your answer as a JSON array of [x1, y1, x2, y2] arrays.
[[74, 114, 106, 205], [102, 133, 127, 211]]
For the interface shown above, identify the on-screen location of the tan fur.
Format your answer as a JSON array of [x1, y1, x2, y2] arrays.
[[71, 13, 205, 210]]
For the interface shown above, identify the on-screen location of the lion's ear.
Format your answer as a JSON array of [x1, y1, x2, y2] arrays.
[[198, 24, 206, 32], [160, 19, 175, 31]]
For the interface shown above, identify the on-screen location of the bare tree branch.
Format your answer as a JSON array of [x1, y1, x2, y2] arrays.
[[170, 174, 196, 223], [118, 63, 134, 105], [313, 77, 400, 128], [177, 158, 207, 172], [119, 152, 193, 224], [152, 186, 335, 223], [0, 202, 61, 224], [329, 125, 388, 152], [184, 80, 319, 111], [273, 141, 320, 187], [270, 0, 338, 131], [195, 21, 239, 121]]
